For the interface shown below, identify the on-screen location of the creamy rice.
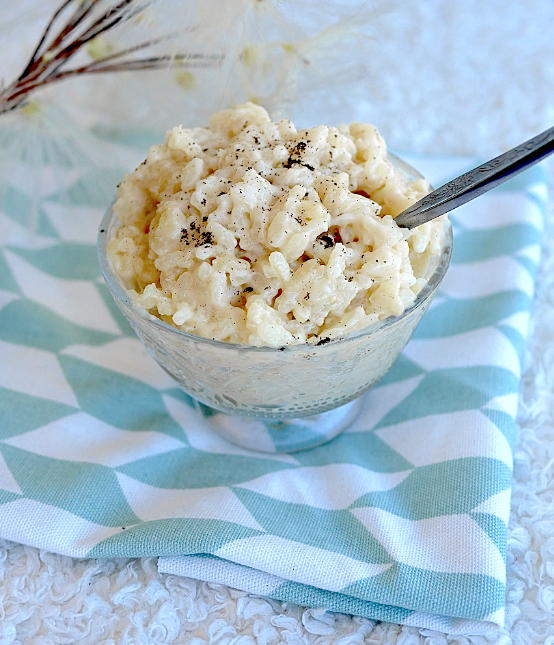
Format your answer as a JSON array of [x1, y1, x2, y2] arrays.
[[108, 102, 445, 347]]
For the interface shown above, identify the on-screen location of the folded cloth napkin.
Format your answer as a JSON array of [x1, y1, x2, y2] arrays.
[[0, 134, 546, 633]]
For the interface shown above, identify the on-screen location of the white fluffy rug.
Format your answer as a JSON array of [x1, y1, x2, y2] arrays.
[[3, 0, 554, 643]]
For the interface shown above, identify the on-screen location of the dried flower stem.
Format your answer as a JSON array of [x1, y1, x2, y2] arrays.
[[0, 0, 220, 115]]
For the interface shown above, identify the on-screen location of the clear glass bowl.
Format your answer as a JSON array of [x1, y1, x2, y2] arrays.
[[97, 156, 452, 452]]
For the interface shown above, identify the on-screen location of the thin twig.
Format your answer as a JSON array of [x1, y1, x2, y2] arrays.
[[43, 0, 99, 58], [0, 0, 220, 115], [19, 0, 135, 88], [19, 0, 75, 78], [41, 1, 141, 79], [0, 54, 222, 115]]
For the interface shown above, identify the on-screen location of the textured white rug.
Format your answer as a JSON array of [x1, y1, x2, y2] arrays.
[[2, 1, 554, 643]]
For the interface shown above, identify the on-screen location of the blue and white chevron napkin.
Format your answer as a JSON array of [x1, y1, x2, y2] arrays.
[[0, 126, 546, 633]]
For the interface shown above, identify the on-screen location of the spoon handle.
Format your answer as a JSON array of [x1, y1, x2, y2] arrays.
[[395, 125, 554, 229]]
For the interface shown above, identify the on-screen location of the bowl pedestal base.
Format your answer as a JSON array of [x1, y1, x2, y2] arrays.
[[197, 398, 364, 453]]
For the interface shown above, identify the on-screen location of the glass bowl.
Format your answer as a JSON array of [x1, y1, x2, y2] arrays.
[[97, 156, 452, 453]]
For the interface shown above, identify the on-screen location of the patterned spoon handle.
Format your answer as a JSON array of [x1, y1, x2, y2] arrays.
[[395, 125, 554, 229]]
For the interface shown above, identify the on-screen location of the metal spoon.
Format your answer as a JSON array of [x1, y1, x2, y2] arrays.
[[395, 125, 554, 229]]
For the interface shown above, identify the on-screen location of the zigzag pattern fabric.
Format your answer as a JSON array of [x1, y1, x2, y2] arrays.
[[0, 136, 546, 632]]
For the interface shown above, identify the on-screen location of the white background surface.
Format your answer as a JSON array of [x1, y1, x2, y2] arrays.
[[1, 1, 554, 643]]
